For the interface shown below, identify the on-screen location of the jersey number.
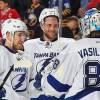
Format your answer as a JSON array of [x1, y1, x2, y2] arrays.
[[84, 60, 100, 87]]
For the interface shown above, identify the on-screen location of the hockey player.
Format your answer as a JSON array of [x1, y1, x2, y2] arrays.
[[0, 19, 34, 99], [24, 8, 75, 99], [40, 10, 100, 100]]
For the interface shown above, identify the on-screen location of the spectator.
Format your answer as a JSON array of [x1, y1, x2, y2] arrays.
[[10, 0, 29, 20], [86, 0, 100, 10], [62, 16, 81, 40], [40, 0, 50, 8], [96, 2, 100, 10], [27, 0, 44, 39], [70, 0, 81, 16], [48, 0, 71, 18], [70, 0, 89, 17], [66, 16, 81, 40]]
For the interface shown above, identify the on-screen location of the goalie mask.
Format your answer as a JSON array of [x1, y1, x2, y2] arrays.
[[89, 12, 100, 32], [79, 8, 100, 37]]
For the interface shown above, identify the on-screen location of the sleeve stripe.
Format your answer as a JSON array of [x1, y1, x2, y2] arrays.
[[65, 87, 100, 100], [47, 74, 71, 92]]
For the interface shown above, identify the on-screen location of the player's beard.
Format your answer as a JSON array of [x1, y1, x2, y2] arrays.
[[12, 43, 24, 52], [44, 32, 58, 41]]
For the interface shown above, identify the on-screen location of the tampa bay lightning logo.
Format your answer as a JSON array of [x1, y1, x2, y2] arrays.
[[11, 73, 27, 92], [36, 57, 54, 72], [36, 57, 60, 72], [0, 87, 6, 98]]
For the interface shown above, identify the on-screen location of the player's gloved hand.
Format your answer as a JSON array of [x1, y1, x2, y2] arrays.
[[34, 72, 42, 91], [0, 87, 6, 98]]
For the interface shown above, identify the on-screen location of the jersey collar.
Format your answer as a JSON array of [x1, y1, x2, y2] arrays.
[[40, 36, 58, 42]]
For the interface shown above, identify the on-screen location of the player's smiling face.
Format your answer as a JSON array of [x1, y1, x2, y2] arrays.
[[13, 31, 26, 50], [42, 16, 59, 41]]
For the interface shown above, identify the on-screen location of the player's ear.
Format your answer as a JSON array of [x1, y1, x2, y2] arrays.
[[6, 32, 12, 41], [6, 32, 10, 38]]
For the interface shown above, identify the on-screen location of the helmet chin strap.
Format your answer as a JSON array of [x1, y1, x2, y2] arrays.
[[57, 26, 60, 40], [6, 32, 14, 49], [9, 32, 14, 48]]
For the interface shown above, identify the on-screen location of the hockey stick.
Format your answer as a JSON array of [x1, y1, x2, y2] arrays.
[[0, 65, 14, 90]]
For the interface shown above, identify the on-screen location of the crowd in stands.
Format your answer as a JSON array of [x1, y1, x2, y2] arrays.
[[0, 0, 100, 41]]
